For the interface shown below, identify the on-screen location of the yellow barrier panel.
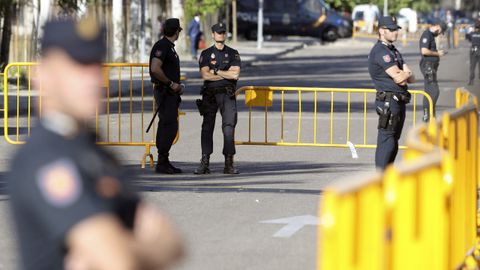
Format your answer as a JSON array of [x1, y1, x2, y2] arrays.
[[2, 62, 186, 167], [318, 173, 386, 270], [318, 87, 479, 270], [235, 86, 434, 149]]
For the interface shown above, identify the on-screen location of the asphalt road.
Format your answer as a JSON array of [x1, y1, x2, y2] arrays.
[[0, 36, 472, 270]]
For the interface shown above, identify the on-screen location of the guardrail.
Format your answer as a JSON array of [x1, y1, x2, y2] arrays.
[[318, 87, 479, 269], [2, 62, 186, 167], [235, 86, 433, 150]]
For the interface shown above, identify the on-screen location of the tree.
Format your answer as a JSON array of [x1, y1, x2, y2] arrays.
[[185, 0, 224, 20], [0, 0, 16, 72]]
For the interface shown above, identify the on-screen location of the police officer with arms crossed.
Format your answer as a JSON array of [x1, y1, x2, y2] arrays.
[[467, 21, 480, 85], [419, 19, 447, 122], [369, 16, 415, 170], [8, 18, 183, 270], [195, 23, 241, 174], [149, 18, 184, 174]]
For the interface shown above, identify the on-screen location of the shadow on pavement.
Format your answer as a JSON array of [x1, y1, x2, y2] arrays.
[[123, 161, 371, 195]]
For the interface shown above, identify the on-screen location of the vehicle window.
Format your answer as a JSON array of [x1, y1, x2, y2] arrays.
[[304, 0, 322, 12], [239, 0, 258, 10], [354, 11, 364, 21]]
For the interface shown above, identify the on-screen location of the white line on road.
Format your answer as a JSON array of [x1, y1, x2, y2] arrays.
[[260, 215, 320, 238]]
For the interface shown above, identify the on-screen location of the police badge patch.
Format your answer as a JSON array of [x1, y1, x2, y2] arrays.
[[383, 55, 391, 63], [211, 53, 216, 59], [423, 38, 428, 43], [154, 50, 162, 58]]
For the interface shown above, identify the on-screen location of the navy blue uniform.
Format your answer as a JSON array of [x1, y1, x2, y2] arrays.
[[419, 30, 440, 121], [9, 121, 139, 270], [149, 37, 181, 159], [468, 30, 480, 84], [198, 45, 241, 156], [368, 41, 410, 169]]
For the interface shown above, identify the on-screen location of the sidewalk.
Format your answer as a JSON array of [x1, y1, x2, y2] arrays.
[[178, 37, 319, 77]]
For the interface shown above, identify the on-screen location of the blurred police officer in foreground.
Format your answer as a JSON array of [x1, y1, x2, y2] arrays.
[[195, 23, 241, 174], [8, 17, 183, 270], [419, 19, 446, 122], [467, 21, 480, 85], [149, 18, 184, 174], [368, 16, 415, 170]]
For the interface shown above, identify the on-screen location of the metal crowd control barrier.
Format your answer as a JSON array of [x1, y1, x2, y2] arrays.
[[2, 62, 186, 168], [235, 86, 433, 150], [318, 87, 479, 269]]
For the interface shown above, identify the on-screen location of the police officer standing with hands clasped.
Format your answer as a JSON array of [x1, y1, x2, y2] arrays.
[[468, 21, 480, 85], [368, 16, 415, 170], [419, 19, 447, 122], [195, 22, 241, 174], [8, 17, 183, 270], [149, 18, 184, 174]]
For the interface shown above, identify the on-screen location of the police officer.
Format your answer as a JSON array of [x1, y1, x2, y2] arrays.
[[467, 21, 480, 85], [195, 22, 241, 174], [149, 18, 184, 174], [8, 18, 183, 270], [419, 19, 447, 122], [368, 16, 415, 170]]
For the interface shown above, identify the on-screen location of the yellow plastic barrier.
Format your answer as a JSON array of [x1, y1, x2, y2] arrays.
[[2, 62, 186, 167], [318, 87, 479, 269], [318, 172, 386, 270], [235, 86, 434, 149]]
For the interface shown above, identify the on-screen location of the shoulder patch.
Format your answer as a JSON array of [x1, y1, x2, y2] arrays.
[[234, 53, 240, 60], [154, 50, 162, 58], [36, 159, 82, 208], [422, 38, 428, 44], [383, 54, 391, 63]]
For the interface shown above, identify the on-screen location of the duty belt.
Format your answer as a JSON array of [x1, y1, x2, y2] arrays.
[[203, 85, 234, 94], [376, 91, 411, 103]]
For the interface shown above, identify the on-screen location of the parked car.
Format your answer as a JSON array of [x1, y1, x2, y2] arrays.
[[237, 0, 352, 42]]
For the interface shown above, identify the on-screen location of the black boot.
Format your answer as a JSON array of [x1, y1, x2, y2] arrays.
[[165, 154, 182, 174], [224, 155, 239, 174], [155, 153, 175, 174], [194, 154, 210, 174]]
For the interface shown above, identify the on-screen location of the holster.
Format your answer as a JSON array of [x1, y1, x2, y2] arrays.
[[471, 46, 480, 57], [376, 100, 391, 129], [196, 99, 205, 116], [423, 62, 436, 83]]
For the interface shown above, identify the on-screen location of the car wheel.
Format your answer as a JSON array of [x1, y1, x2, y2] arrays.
[[322, 27, 338, 42]]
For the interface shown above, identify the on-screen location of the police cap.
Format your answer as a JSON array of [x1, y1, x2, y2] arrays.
[[211, 23, 226, 33], [41, 17, 106, 64], [164, 18, 183, 31], [378, 16, 401, 30]]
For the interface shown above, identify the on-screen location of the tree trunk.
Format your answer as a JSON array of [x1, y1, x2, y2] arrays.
[[0, 3, 15, 72]]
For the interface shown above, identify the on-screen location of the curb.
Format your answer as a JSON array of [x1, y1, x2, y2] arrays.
[[242, 39, 318, 68]]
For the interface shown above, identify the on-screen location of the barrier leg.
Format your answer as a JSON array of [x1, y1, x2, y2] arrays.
[[141, 144, 155, 169]]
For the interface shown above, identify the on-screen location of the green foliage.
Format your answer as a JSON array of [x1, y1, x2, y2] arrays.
[[185, 0, 225, 21]]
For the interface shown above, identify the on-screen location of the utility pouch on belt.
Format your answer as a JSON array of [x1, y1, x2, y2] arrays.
[[225, 86, 236, 99]]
